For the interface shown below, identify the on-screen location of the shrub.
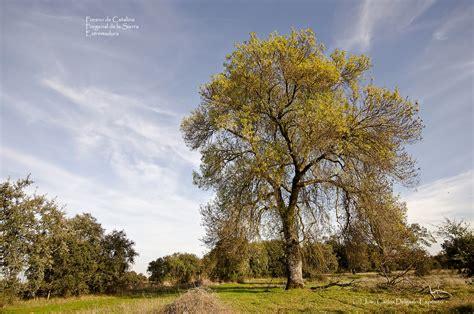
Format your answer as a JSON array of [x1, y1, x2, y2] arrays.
[[148, 253, 201, 284]]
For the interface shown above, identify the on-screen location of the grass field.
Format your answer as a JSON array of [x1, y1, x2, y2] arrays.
[[3, 272, 473, 313]]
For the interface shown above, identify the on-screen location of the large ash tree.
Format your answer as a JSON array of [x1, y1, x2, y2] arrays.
[[181, 29, 423, 289]]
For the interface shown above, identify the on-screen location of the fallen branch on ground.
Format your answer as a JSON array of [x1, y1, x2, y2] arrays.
[[310, 280, 355, 290], [427, 285, 452, 300]]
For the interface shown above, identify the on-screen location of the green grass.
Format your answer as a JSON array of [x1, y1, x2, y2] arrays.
[[212, 280, 473, 313], [3, 293, 177, 313], [3, 273, 474, 313]]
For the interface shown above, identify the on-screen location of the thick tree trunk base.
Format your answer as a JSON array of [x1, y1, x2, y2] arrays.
[[284, 226, 304, 290], [286, 279, 305, 290], [285, 241, 304, 290]]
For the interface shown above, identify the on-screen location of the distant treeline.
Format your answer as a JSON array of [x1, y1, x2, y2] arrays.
[[1, 177, 143, 302], [147, 224, 473, 285], [147, 239, 422, 285], [147, 240, 337, 284]]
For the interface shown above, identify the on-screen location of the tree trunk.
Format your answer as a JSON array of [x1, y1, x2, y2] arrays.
[[285, 238, 304, 289], [283, 215, 304, 289]]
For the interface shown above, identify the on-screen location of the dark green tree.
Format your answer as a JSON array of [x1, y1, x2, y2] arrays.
[[123, 271, 148, 288], [438, 219, 474, 277], [247, 242, 270, 278], [148, 253, 201, 284], [167, 253, 201, 284], [25, 200, 68, 298], [1, 177, 138, 299], [101, 230, 138, 293], [302, 241, 338, 278], [46, 214, 105, 296], [1, 177, 65, 299], [147, 257, 170, 283], [264, 240, 286, 278]]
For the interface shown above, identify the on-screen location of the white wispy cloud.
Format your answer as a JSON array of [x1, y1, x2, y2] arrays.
[[334, 0, 435, 52], [412, 61, 474, 104], [403, 170, 473, 252], [42, 78, 179, 118], [433, 5, 473, 41], [404, 170, 473, 225], [399, 6, 474, 111], [40, 77, 200, 166]]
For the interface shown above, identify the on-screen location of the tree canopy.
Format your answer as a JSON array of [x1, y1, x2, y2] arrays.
[[437, 219, 474, 277], [148, 253, 201, 284], [182, 29, 423, 289], [0, 177, 139, 300]]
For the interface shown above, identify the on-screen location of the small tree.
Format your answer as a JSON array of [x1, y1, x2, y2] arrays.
[[42, 213, 106, 296], [371, 218, 434, 286], [147, 257, 170, 283], [337, 182, 434, 286], [167, 253, 201, 284], [201, 202, 251, 282], [148, 253, 201, 284], [248, 242, 270, 278], [264, 240, 286, 278], [0, 177, 65, 299], [123, 271, 148, 288], [438, 219, 474, 277], [343, 223, 371, 273], [101, 230, 138, 293], [302, 241, 338, 278], [206, 240, 249, 282], [1, 177, 35, 298], [25, 200, 68, 298]]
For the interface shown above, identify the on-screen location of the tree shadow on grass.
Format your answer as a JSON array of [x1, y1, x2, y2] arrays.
[[211, 286, 284, 294], [243, 281, 285, 285], [120, 282, 286, 298], [449, 304, 474, 313], [117, 286, 185, 299]]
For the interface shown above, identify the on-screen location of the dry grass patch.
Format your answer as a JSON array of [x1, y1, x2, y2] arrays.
[[162, 288, 232, 314]]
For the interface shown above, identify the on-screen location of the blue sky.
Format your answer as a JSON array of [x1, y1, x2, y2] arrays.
[[1, 0, 473, 274]]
